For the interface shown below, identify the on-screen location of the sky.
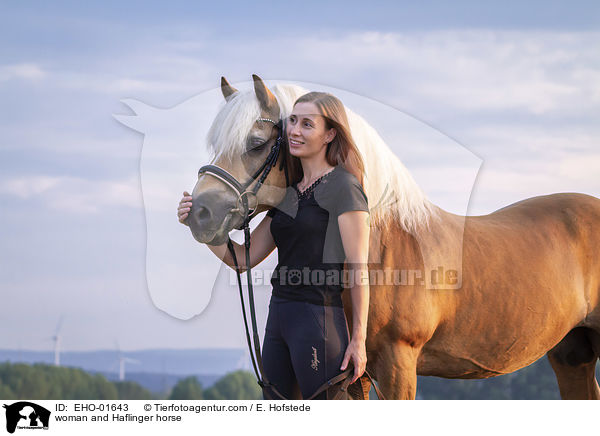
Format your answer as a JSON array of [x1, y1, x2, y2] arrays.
[[0, 1, 599, 353]]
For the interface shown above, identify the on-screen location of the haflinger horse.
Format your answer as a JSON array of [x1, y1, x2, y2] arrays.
[[188, 74, 600, 400]]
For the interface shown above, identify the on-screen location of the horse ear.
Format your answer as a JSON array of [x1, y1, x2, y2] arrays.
[[221, 76, 238, 101], [252, 74, 278, 111]]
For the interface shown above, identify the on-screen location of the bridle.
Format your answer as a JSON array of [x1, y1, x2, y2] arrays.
[[197, 117, 288, 229], [196, 116, 384, 400]]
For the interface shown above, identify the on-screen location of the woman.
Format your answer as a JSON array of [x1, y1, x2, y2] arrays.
[[178, 92, 370, 400]]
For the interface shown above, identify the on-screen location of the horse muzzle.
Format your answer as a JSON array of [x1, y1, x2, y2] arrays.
[[188, 190, 242, 244]]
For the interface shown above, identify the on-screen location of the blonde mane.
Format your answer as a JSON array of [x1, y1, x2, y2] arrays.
[[206, 83, 437, 234]]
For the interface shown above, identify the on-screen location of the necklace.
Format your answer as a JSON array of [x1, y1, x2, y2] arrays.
[[295, 167, 336, 199]]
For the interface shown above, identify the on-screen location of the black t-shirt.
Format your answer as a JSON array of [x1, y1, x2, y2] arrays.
[[266, 165, 369, 307]]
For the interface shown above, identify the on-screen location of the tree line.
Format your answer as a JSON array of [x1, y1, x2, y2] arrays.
[[0, 358, 598, 400], [0, 362, 261, 400]]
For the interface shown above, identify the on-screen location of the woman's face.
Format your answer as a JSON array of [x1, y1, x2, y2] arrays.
[[287, 101, 336, 159]]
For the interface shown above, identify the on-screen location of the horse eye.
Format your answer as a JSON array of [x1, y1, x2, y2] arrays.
[[246, 137, 267, 152]]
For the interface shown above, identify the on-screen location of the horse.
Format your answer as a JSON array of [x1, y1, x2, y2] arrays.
[[187, 74, 600, 400]]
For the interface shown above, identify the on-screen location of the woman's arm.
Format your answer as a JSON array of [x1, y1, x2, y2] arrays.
[[337, 210, 370, 383]]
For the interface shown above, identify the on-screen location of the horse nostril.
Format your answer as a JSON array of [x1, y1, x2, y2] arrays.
[[193, 205, 211, 222]]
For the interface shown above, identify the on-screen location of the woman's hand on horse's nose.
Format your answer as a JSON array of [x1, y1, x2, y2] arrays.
[[178, 191, 193, 225]]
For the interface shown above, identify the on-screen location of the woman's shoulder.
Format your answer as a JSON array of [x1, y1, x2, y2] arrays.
[[316, 165, 369, 215], [326, 166, 364, 192]]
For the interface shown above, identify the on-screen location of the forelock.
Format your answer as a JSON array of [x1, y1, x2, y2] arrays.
[[205, 91, 261, 161]]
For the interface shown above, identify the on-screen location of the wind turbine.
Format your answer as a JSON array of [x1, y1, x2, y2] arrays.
[[111, 340, 140, 381], [236, 348, 251, 371], [51, 316, 64, 366]]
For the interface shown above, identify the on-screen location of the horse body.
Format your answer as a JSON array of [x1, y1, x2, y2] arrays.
[[353, 192, 600, 399]]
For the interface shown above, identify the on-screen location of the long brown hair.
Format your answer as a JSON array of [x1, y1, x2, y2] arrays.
[[283, 92, 366, 188]]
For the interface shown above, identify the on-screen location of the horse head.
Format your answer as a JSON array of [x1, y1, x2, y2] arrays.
[[187, 74, 289, 245]]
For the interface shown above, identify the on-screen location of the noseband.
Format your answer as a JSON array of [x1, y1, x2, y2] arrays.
[[197, 118, 288, 230]]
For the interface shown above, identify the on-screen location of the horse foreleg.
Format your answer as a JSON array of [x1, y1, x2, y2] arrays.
[[546, 327, 600, 400], [375, 342, 420, 400]]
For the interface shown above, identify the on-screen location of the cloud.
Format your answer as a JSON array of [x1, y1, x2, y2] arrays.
[[0, 63, 46, 81], [0, 176, 61, 197], [462, 124, 600, 156], [261, 30, 600, 115], [556, 153, 600, 186], [8, 30, 598, 117], [0, 175, 143, 213]]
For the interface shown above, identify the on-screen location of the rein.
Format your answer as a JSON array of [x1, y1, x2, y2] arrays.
[[198, 118, 384, 400]]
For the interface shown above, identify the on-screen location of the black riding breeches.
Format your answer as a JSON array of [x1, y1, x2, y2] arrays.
[[261, 294, 350, 400]]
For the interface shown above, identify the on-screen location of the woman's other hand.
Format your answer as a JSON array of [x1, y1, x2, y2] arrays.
[[340, 337, 367, 384], [178, 191, 193, 226]]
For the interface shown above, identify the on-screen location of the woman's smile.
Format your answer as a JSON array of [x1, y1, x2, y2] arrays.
[[289, 138, 304, 148]]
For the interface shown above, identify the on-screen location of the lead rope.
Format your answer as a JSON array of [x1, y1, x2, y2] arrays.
[[226, 230, 288, 400], [225, 124, 290, 400]]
